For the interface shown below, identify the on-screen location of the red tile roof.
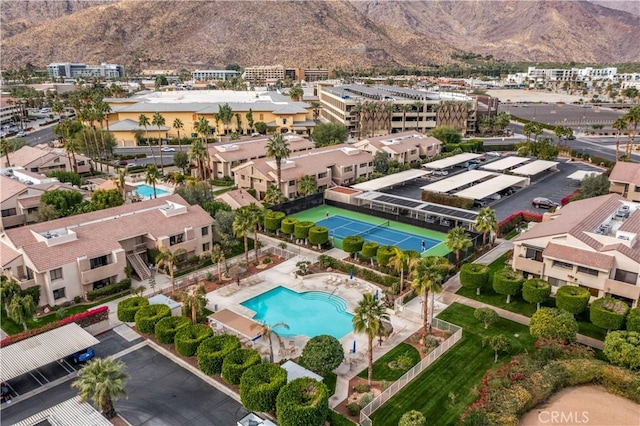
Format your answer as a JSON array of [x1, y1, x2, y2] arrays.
[[609, 162, 640, 185], [543, 242, 615, 271]]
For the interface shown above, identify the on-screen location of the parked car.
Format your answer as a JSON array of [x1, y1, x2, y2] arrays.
[[161, 147, 175, 152], [485, 151, 501, 157], [126, 163, 137, 168], [432, 170, 449, 176], [117, 160, 128, 166], [15, 131, 26, 137], [532, 197, 559, 209], [71, 347, 95, 364]]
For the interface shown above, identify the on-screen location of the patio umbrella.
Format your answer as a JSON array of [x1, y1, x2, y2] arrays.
[[352, 340, 356, 353], [350, 269, 353, 280], [375, 289, 379, 300]]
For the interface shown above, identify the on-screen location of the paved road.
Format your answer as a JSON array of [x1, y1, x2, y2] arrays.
[[113, 145, 189, 156], [500, 103, 625, 130]]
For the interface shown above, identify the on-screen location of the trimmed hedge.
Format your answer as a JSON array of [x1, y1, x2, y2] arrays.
[[361, 242, 379, 260], [221, 347, 262, 385], [460, 263, 490, 294], [134, 304, 171, 334], [240, 363, 287, 412], [556, 285, 591, 315], [376, 245, 397, 268], [294, 221, 315, 240], [497, 211, 543, 235], [117, 296, 149, 322], [308, 226, 329, 246], [492, 269, 524, 303], [421, 192, 474, 210], [604, 331, 640, 370], [317, 255, 398, 287], [87, 278, 132, 301], [530, 307, 578, 342], [174, 324, 213, 357], [281, 217, 299, 235], [155, 315, 191, 344], [264, 210, 286, 231], [627, 308, 640, 333], [197, 334, 241, 376], [342, 235, 364, 254], [590, 297, 629, 331], [276, 377, 329, 426], [522, 278, 552, 309]]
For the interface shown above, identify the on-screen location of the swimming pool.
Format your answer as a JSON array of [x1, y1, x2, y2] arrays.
[[134, 184, 168, 198], [241, 286, 353, 339]]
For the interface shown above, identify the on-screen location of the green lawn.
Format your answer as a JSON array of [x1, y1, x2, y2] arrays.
[[357, 343, 421, 381], [322, 371, 338, 396], [370, 303, 536, 426], [503, 229, 520, 240]]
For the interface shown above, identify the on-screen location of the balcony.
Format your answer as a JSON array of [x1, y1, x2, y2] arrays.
[[513, 256, 544, 276], [81, 262, 122, 285], [605, 278, 640, 300]]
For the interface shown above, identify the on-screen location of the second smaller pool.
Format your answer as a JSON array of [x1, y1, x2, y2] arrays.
[[241, 286, 354, 339], [134, 184, 169, 199]]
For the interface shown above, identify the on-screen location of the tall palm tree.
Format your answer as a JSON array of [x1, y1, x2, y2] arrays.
[[172, 118, 184, 148], [1, 139, 11, 167], [352, 293, 389, 385], [188, 139, 207, 181], [475, 207, 498, 246], [297, 175, 317, 196], [252, 321, 290, 363], [412, 101, 424, 132], [265, 134, 290, 192], [72, 357, 128, 419], [310, 101, 322, 121], [388, 248, 419, 294], [233, 206, 254, 266], [152, 112, 166, 172], [244, 203, 263, 262], [288, 84, 304, 102], [264, 184, 286, 205], [210, 244, 225, 281], [612, 117, 628, 161], [116, 168, 127, 201], [181, 283, 206, 324], [411, 256, 451, 336], [138, 113, 155, 166], [194, 116, 211, 178], [156, 246, 187, 295], [445, 227, 472, 267], [145, 164, 160, 199], [623, 105, 640, 157]]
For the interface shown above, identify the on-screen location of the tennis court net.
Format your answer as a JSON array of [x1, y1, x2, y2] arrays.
[[352, 220, 390, 238]]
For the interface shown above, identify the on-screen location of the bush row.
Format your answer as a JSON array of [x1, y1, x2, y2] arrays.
[[117, 296, 149, 322], [497, 211, 543, 235], [421, 192, 474, 210], [135, 304, 171, 334], [155, 316, 191, 344], [86, 278, 132, 302], [318, 255, 398, 287]]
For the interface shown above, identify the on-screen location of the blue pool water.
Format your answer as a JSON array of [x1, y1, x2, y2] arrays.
[[241, 286, 354, 339], [134, 184, 168, 198]]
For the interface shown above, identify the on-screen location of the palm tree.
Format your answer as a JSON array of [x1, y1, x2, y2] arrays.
[[210, 244, 225, 281], [145, 164, 160, 199], [72, 357, 128, 419], [181, 283, 207, 324], [387, 248, 419, 294], [1, 139, 11, 167], [233, 206, 254, 266], [265, 134, 291, 192], [188, 139, 207, 181], [297, 175, 317, 196], [288, 84, 304, 102], [445, 227, 472, 267], [9, 294, 36, 331], [398, 104, 412, 132], [152, 112, 166, 172], [411, 256, 451, 336], [217, 103, 234, 137], [194, 116, 211, 178], [253, 321, 289, 363], [172, 118, 184, 148], [264, 184, 286, 205], [613, 117, 628, 161], [413, 101, 424, 132], [310, 101, 322, 121], [623, 105, 640, 157], [244, 203, 263, 262], [352, 293, 389, 385], [156, 247, 187, 295], [475, 207, 498, 246], [138, 114, 155, 166]]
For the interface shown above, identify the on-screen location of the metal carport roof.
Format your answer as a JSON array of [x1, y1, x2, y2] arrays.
[[352, 169, 431, 191], [510, 160, 559, 176], [480, 156, 529, 171], [567, 170, 603, 181], [421, 170, 497, 193], [422, 153, 482, 170], [454, 175, 529, 200], [14, 396, 111, 426], [0, 323, 100, 382]]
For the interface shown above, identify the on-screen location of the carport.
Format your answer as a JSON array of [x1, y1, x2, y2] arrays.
[[421, 170, 497, 194], [510, 160, 559, 176], [352, 169, 431, 192], [481, 156, 529, 171], [422, 153, 482, 170], [567, 170, 603, 181], [208, 309, 263, 344], [454, 175, 529, 200], [0, 323, 99, 382]]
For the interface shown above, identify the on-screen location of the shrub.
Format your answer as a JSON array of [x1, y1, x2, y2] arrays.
[[530, 308, 578, 343], [460, 263, 490, 295], [474, 307, 499, 329], [294, 221, 315, 240], [134, 304, 171, 334], [264, 210, 286, 231], [281, 217, 299, 235], [421, 192, 474, 209], [276, 377, 329, 426], [353, 383, 370, 393], [316, 255, 398, 287], [196, 334, 241, 376], [361, 242, 379, 260], [603, 331, 640, 370], [117, 296, 149, 322], [22, 285, 41, 306], [376, 245, 397, 267], [627, 308, 640, 333], [308, 226, 329, 247], [492, 269, 524, 303], [154, 315, 190, 344], [556, 285, 590, 315], [342, 235, 364, 255], [86, 278, 132, 301], [300, 335, 344, 374], [398, 410, 426, 426], [221, 348, 261, 385], [497, 211, 543, 235], [346, 402, 360, 416], [174, 324, 213, 357], [358, 393, 373, 408], [522, 279, 552, 309], [240, 363, 287, 412], [590, 297, 629, 331]]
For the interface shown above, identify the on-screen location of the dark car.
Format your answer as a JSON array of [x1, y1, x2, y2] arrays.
[[532, 197, 559, 209], [71, 347, 95, 364]]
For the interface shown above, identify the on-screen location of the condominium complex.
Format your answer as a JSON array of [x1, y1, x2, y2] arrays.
[[609, 162, 640, 202], [353, 131, 442, 163], [243, 65, 330, 84], [0, 195, 214, 307], [505, 66, 622, 89], [191, 70, 241, 81], [6, 146, 92, 174], [47, 62, 125, 79]]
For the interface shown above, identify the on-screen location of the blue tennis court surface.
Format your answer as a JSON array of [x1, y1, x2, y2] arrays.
[[315, 215, 441, 253]]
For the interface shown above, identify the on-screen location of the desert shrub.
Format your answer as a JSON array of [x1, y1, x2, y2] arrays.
[[264, 210, 286, 231], [603, 331, 640, 370], [281, 217, 298, 235], [300, 335, 344, 374], [174, 323, 213, 356], [240, 363, 287, 412], [346, 403, 360, 416], [117, 296, 149, 322], [276, 377, 329, 426], [361, 242, 379, 260], [294, 221, 315, 240], [342, 235, 364, 255], [627, 308, 640, 333], [530, 308, 578, 343], [134, 304, 171, 334], [492, 269, 524, 303], [398, 410, 426, 426], [590, 297, 629, 331], [86, 278, 132, 301], [556, 285, 591, 315], [196, 334, 241, 376], [221, 348, 261, 385], [459, 263, 490, 294], [522, 279, 551, 309], [376, 245, 397, 267], [154, 315, 190, 344], [353, 383, 370, 393], [308, 226, 329, 246]]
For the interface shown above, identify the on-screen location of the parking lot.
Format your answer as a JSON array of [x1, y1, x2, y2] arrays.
[[500, 103, 625, 132]]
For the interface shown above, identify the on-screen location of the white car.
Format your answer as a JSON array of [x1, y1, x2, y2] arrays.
[[485, 151, 501, 157], [161, 147, 176, 152], [16, 131, 26, 137]]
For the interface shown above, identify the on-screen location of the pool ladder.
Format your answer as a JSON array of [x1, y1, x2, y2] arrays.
[[329, 288, 338, 299]]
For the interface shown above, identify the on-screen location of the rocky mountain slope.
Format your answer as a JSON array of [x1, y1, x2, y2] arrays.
[[1, 0, 638, 71]]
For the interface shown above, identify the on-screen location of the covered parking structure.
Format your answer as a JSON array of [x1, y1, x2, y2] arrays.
[[421, 170, 497, 194], [208, 309, 263, 344], [454, 175, 529, 201], [510, 160, 559, 177], [422, 153, 482, 170], [0, 323, 100, 383], [567, 170, 603, 181], [352, 169, 431, 192], [481, 156, 529, 172]]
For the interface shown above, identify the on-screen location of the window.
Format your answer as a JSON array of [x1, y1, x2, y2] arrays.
[[201, 226, 209, 236], [552, 260, 573, 269], [360, 162, 368, 168], [50, 268, 63, 281], [1, 208, 16, 217], [410, 149, 418, 155], [78, 161, 85, 166], [577, 266, 598, 276], [90, 255, 109, 269], [548, 277, 567, 287], [53, 288, 65, 300], [169, 234, 185, 246], [282, 118, 288, 124], [259, 114, 264, 121], [368, 162, 373, 167], [343, 166, 353, 172], [635, 185, 640, 193], [318, 172, 327, 179], [202, 242, 210, 252], [524, 247, 543, 262], [580, 285, 599, 297], [614, 269, 638, 285], [288, 180, 296, 186]]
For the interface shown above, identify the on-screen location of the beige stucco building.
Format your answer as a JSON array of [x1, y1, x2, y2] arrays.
[[353, 131, 442, 163], [609, 162, 640, 202], [6, 145, 92, 174]]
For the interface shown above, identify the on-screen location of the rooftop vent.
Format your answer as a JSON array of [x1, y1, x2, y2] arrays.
[[216, 144, 240, 152], [341, 147, 360, 156]]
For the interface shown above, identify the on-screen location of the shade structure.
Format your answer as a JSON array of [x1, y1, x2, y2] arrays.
[[352, 169, 431, 192], [422, 153, 482, 170], [510, 160, 559, 176], [480, 156, 529, 171], [421, 170, 497, 194], [454, 175, 529, 200]]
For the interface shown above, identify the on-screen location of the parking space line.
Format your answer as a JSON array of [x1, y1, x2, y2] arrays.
[[28, 371, 46, 387], [112, 341, 148, 360]]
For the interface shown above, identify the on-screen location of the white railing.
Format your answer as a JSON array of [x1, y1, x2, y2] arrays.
[[359, 318, 463, 425]]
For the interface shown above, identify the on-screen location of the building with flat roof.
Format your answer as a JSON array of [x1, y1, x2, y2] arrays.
[[48, 62, 124, 79], [353, 131, 441, 163], [609, 162, 640, 202], [0, 194, 214, 307], [192, 70, 241, 81], [512, 193, 640, 307]]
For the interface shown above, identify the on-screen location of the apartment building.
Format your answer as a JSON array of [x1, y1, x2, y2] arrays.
[[0, 195, 214, 307], [192, 70, 240, 81], [303, 68, 330, 82], [208, 134, 314, 178], [215, 188, 261, 210], [0, 98, 22, 125], [48, 63, 125, 79], [354, 131, 442, 163], [243, 65, 290, 85], [7, 145, 92, 174], [232, 145, 374, 199], [512, 193, 640, 307], [609, 162, 640, 202]]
